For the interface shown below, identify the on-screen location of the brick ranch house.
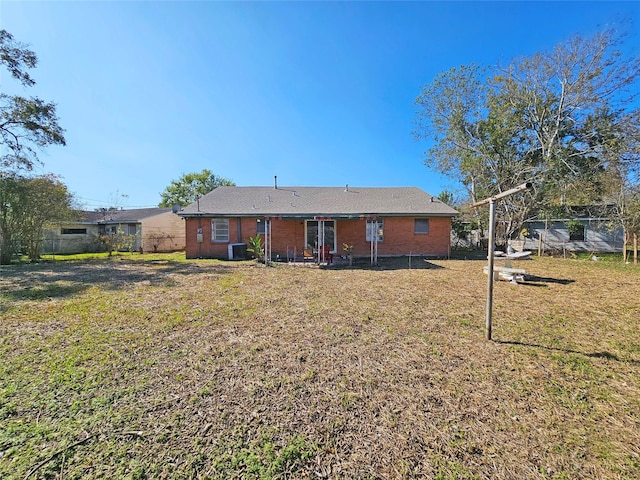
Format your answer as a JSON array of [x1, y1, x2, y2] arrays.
[[179, 185, 458, 261]]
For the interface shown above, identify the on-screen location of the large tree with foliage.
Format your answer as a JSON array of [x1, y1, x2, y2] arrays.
[[1, 30, 66, 172], [159, 169, 235, 207], [414, 29, 640, 242], [0, 173, 76, 263], [605, 132, 640, 262]]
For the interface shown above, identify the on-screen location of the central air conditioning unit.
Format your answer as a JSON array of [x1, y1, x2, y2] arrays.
[[228, 243, 247, 260]]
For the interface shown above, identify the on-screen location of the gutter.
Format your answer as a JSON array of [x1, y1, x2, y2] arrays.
[[178, 212, 458, 219]]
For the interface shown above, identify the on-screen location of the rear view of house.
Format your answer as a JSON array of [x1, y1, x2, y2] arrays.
[[179, 185, 458, 260]]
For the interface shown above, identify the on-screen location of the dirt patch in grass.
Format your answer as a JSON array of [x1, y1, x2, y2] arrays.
[[1, 255, 639, 479]]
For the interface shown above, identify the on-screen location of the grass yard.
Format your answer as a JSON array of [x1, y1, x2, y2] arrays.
[[1, 253, 639, 479]]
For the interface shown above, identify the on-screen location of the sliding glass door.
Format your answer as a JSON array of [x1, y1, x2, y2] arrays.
[[305, 220, 335, 252]]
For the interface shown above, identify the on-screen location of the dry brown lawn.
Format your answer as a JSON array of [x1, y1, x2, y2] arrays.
[[0, 254, 639, 479]]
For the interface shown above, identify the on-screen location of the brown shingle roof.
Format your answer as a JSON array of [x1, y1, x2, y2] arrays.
[[179, 186, 458, 217]]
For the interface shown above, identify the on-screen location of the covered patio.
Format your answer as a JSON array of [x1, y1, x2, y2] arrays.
[[259, 214, 384, 266]]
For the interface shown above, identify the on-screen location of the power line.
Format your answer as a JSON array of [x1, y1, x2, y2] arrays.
[[75, 197, 159, 209]]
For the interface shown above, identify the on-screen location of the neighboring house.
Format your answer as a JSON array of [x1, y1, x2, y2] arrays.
[[522, 210, 624, 253], [178, 185, 458, 260], [43, 207, 185, 254]]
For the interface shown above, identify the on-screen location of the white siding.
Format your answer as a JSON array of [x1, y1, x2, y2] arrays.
[[523, 220, 624, 253]]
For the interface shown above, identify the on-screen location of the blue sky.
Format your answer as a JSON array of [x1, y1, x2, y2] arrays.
[[2, 1, 638, 209]]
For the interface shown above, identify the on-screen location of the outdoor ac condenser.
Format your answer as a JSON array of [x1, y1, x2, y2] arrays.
[[228, 243, 247, 260]]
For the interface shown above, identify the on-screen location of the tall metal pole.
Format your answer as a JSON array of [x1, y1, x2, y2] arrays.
[[485, 200, 496, 340]]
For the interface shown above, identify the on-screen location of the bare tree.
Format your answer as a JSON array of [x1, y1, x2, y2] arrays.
[[415, 29, 640, 241]]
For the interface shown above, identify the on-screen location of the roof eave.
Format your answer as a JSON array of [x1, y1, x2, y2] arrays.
[[179, 212, 457, 219]]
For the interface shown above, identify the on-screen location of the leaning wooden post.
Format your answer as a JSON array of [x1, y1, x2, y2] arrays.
[[472, 182, 532, 341]]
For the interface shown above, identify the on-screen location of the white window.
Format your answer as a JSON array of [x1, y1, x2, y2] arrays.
[[415, 218, 429, 234], [99, 225, 118, 235], [211, 218, 229, 242], [256, 219, 270, 235], [366, 219, 384, 242]]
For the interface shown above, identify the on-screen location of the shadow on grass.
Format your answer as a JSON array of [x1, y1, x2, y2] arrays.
[[4, 283, 88, 301], [0, 258, 234, 307], [324, 256, 446, 271], [450, 250, 489, 261], [520, 275, 576, 286], [496, 340, 632, 363]]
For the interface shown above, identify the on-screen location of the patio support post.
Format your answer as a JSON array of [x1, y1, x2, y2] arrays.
[[369, 219, 379, 266], [264, 218, 271, 265], [322, 219, 326, 263], [370, 225, 374, 266], [374, 220, 378, 265], [316, 218, 325, 264]]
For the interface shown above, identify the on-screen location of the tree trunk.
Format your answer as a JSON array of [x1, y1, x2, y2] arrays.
[[623, 228, 628, 263], [539, 218, 548, 257], [538, 226, 543, 257], [0, 235, 16, 265], [634, 233, 638, 265]]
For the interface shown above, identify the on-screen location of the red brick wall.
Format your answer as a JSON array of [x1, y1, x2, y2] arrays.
[[185, 217, 306, 259], [185, 216, 451, 259], [269, 219, 306, 257], [338, 217, 451, 257], [389, 217, 451, 256]]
